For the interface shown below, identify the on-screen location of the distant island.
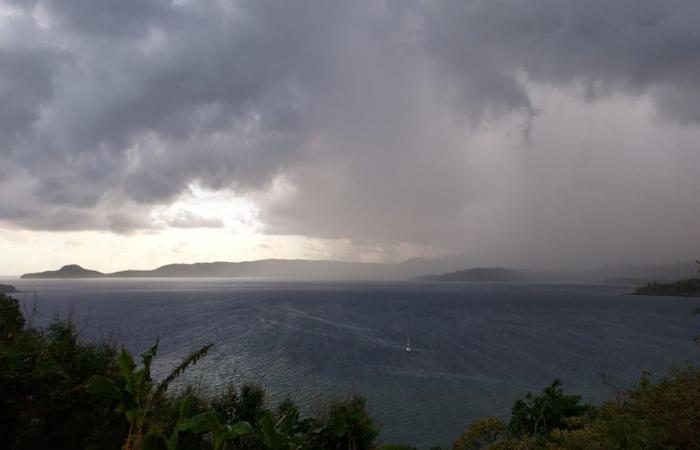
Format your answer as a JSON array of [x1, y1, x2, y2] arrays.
[[0, 284, 19, 294], [20, 259, 700, 283], [634, 278, 700, 297], [22, 260, 415, 280], [634, 261, 700, 297], [422, 267, 522, 282], [21, 264, 105, 279], [22, 261, 534, 282]]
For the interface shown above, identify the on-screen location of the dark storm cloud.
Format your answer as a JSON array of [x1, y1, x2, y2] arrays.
[[1, 0, 699, 267], [4, 0, 173, 35], [0, 46, 68, 143], [1, 0, 348, 208], [422, 0, 700, 120]]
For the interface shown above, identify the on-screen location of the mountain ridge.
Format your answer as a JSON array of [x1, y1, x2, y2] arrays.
[[22, 260, 405, 280], [19, 259, 699, 282]]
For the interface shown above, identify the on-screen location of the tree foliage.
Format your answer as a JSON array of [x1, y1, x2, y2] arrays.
[[0, 293, 125, 450], [508, 379, 591, 438], [453, 417, 508, 450]]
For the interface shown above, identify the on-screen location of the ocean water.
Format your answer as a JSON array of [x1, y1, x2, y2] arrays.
[[6, 278, 699, 448]]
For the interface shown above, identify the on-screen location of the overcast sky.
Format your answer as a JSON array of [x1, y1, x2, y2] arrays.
[[1, 0, 700, 275]]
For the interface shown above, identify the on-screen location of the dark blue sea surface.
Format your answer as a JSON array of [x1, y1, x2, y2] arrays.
[[6, 278, 699, 448]]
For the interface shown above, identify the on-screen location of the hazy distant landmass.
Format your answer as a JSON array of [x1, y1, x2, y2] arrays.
[[20, 261, 533, 281], [0, 284, 19, 294], [108, 260, 393, 279], [632, 261, 700, 297], [24, 257, 534, 280], [634, 279, 700, 297], [422, 267, 523, 282], [19, 259, 700, 282], [24, 261, 532, 281], [586, 262, 699, 284], [22, 260, 408, 280]]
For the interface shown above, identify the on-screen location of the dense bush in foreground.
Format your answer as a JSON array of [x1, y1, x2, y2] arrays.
[[452, 367, 700, 449], [1, 293, 699, 449], [0, 294, 125, 449]]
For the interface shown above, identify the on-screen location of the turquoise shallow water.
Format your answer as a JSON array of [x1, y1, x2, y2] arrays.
[[6, 278, 699, 448]]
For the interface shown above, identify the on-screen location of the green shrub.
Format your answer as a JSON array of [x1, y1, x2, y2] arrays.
[[315, 395, 379, 450], [0, 293, 125, 450], [451, 368, 700, 450], [508, 379, 591, 438], [453, 417, 508, 450], [0, 293, 24, 339]]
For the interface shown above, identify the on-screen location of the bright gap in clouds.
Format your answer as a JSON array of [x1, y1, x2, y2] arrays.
[[0, 182, 446, 276]]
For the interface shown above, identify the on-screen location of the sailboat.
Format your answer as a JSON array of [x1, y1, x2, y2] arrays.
[[405, 335, 412, 353]]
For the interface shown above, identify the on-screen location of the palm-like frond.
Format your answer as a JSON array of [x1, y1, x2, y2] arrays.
[[156, 343, 213, 395]]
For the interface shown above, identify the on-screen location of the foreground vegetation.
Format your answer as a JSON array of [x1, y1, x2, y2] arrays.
[[1, 293, 699, 449]]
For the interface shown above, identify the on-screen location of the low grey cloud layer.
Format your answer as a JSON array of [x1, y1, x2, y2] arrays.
[[1, 0, 699, 268]]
